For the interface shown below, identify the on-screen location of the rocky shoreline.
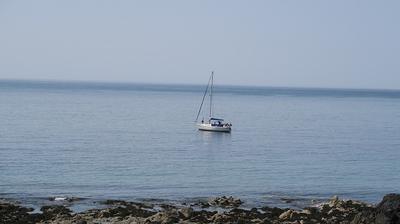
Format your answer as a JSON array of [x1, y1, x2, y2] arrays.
[[1, 194, 400, 224]]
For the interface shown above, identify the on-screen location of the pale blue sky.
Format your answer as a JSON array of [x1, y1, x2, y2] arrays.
[[0, 1, 399, 89]]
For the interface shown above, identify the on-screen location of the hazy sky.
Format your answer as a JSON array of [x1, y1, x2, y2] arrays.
[[0, 1, 399, 89]]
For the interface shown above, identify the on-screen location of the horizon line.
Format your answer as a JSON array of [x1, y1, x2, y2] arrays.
[[1, 78, 400, 92]]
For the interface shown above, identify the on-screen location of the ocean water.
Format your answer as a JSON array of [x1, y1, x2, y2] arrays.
[[1, 80, 400, 209]]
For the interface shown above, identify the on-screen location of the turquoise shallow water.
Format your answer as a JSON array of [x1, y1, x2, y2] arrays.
[[0, 80, 400, 208]]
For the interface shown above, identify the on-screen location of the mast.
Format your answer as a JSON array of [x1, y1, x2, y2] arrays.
[[195, 74, 212, 122], [209, 71, 213, 118]]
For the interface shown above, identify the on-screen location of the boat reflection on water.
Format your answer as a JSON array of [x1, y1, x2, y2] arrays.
[[197, 129, 232, 145]]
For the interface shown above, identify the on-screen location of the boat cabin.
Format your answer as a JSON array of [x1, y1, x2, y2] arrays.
[[202, 118, 230, 127], [209, 118, 224, 127]]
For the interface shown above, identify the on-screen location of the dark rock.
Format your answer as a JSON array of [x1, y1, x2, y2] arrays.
[[98, 204, 156, 219], [376, 194, 400, 215], [261, 217, 273, 224], [102, 199, 153, 209], [210, 212, 232, 223], [178, 207, 193, 219], [208, 208, 267, 223], [351, 193, 400, 224], [261, 206, 286, 218], [75, 220, 87, 224], [199, 201, 210, 208], [0, 201, 37, 224], [229, 208, 266, 220], [40, 205, 72, 220], [160, 204, 177, 210], [351, 207, 377, 224], [281, 197, 295, 203], [41, 205, 72, 214], [208, 196, 243, 208], [189, 210, 217, 223], [145, 210, 180, 224]]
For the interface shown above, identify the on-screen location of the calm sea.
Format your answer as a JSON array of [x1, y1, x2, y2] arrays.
[[1, 80, 400, 209]]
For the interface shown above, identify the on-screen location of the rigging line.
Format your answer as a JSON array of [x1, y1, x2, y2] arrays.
[[195, 74, 212, 122], [210, 71, 213, 118]]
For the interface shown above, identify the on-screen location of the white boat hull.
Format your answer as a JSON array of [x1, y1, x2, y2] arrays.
[[197, 123, 231, 132]]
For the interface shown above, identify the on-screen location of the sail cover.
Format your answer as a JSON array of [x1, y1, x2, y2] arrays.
[[209, 118, 224, 121]]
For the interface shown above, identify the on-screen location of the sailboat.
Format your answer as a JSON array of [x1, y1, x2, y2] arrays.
[[195, 71, 232, 132]]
